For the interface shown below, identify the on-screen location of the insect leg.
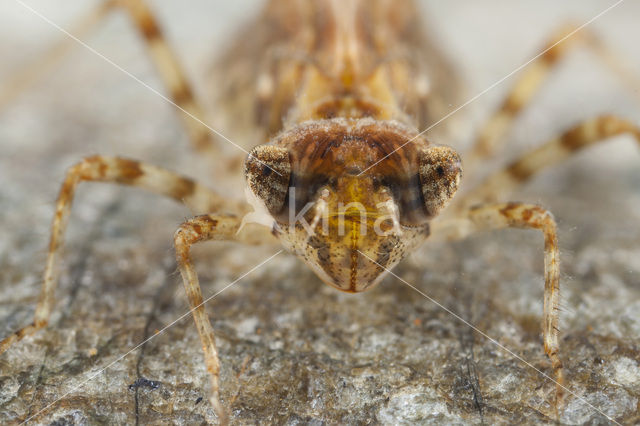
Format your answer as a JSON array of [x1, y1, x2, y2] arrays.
[[454, 115, 640, 209], [117, 0, 222, 157], [466, 24, 640, 173], [173, 214, 267, 424], [0, 0, 117, 112], [0, 155, 249, 355], [431, 202, 563, 413]]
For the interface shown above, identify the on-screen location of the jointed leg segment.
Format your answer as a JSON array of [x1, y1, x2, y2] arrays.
[[173, 214, 252, 424], [0, 0, 224, 157], [172, 214, 274, 423], [0, 1, 117, 112], [118, 0, 222, 156], [432, 202, 564, 406], [456, 115, 640, 209], [0, 153, 274, 424], [0, 155, 244, 355], [466, 24, 640, 172]]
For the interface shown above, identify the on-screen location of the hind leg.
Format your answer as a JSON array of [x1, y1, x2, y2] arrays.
[[466, 24, 640, 173], [118, 0, 229, 157], [3, 0, 232, 159], [455, 115, 640, 209], [0, 1, 117, 111]]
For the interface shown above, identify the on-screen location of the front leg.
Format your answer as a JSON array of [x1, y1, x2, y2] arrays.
[[0, 155, 246, 355], [432, 202, 563, 410], [174, 214, 273, 424]]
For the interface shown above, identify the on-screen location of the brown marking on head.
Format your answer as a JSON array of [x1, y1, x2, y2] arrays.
[[374, 235, 401, 271], [262, 119, 455, 225], [248, 119, 442, 292], [349, 229, 359, 292]]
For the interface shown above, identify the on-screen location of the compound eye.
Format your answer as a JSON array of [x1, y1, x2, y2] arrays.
[[418, 145, 462, 218], [245, 145, 292, 215]]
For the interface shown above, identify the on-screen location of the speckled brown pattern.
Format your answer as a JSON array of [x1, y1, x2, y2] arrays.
[[1, 1, 639, 424]]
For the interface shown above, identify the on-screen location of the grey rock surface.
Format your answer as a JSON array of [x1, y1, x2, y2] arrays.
[[1, 1, 639, 424]]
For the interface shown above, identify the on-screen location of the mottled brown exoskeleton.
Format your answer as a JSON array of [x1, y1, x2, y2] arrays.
[[1, 0, 639, 423]]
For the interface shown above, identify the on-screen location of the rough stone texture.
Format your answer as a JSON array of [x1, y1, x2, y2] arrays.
[[1, 1, 639, 424]]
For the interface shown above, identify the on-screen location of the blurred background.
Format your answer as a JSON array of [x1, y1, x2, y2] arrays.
[[1, 1, 639, 424]]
